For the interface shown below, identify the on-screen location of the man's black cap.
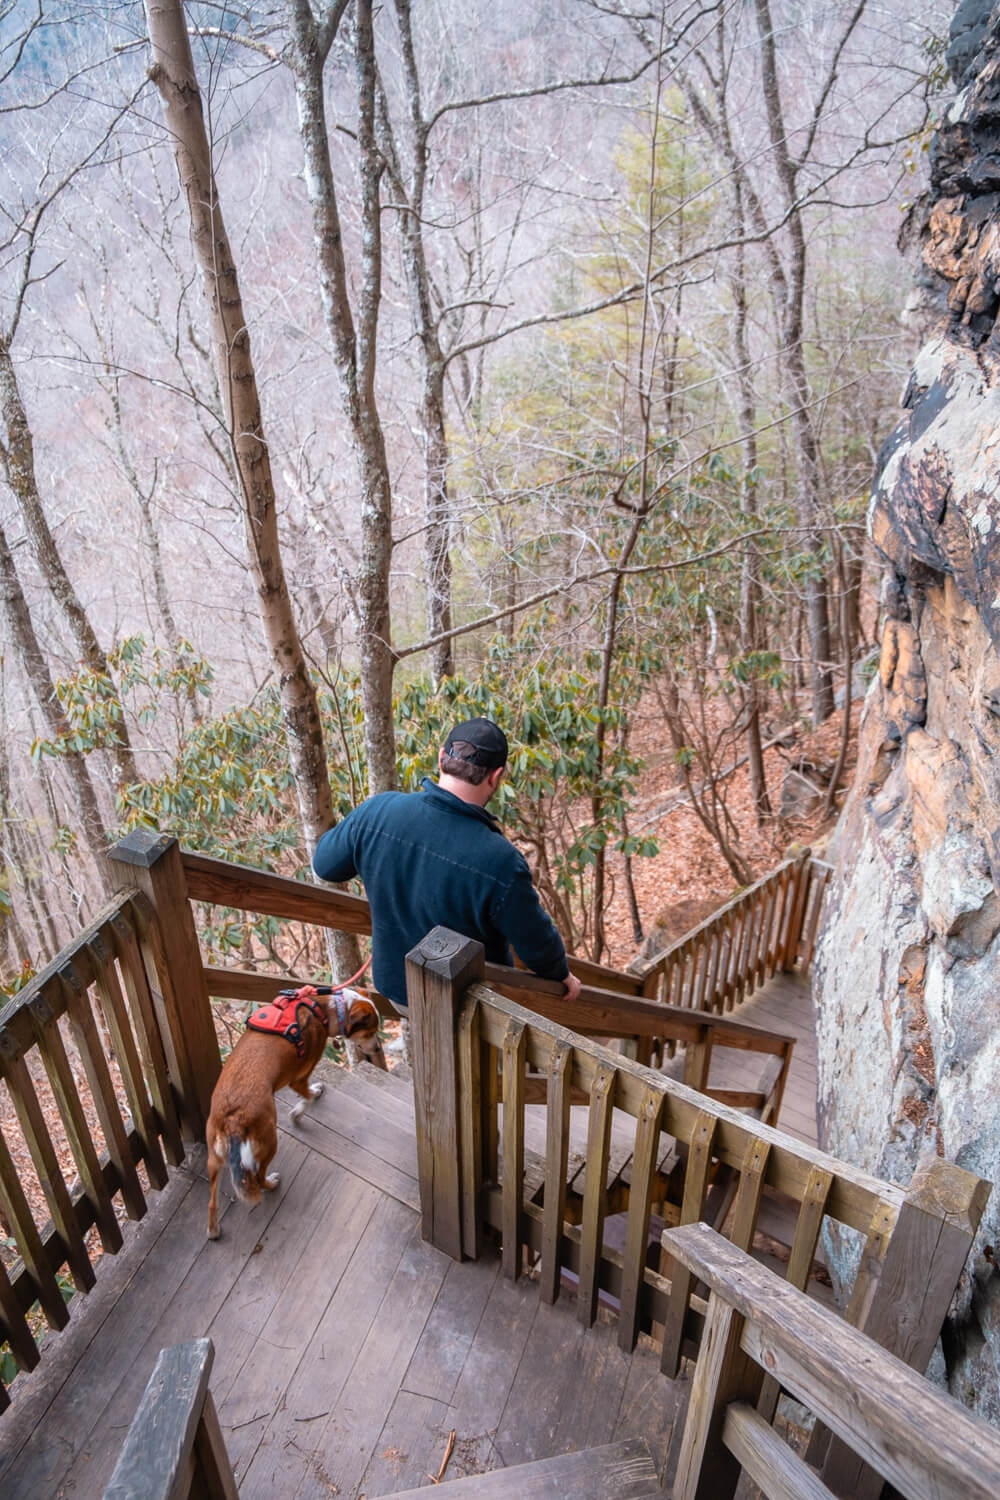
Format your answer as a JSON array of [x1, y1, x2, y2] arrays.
[[443, 717, 508, 769]]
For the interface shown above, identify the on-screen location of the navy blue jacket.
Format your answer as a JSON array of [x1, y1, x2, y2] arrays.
[[312, 778, 569, 1009]]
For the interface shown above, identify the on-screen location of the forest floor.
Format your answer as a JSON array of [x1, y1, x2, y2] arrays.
[[600, 696, 860, 969]]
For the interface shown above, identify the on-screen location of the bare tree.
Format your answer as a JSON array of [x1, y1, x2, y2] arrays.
[[0, 517, 111, 893], [143, 0, 338, 857]]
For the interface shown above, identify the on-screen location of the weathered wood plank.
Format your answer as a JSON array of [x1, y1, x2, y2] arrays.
[[539, 1038, 573, 1305], [618, 1084, 664, 1351], [401, 1248, 501, 1405], [234, 1193, 418, 1499], [0, 1038, 95, 1296], [723, 1401, 833, 1500], [666, 1222, 1000, 1500], [386, 1438, 659, 1498], [87, 931, 169, 1189], [577, 1063, 617, 1326], [108, 833, 219, 1138], [102, 1338, 237, 1500], [501, 1017, 527, 1280], [109, 905, 184, 1167], [407, 929, 486, 1261], [285, 1224, 449, 1500], [207, 1154, 379, 1480], [179, 848, 373, 934]]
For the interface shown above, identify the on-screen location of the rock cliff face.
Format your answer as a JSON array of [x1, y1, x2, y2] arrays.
[[815, 0, 1000, 1420]]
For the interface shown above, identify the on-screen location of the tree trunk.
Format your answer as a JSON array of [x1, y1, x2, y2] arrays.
[[385, 0, 454, 684], [0, 337, 140, 789], [286, 0, 398, 793], [753, 0, 835, 726], [144, 2, 353, 886], [0, 518, 110, 894]]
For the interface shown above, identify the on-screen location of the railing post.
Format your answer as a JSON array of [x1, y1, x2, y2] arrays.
[[107, 832, 219, 1140], [817, 1156, 991, 1499], [405, 926, 485, 1262]]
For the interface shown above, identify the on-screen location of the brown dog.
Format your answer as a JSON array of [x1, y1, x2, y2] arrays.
[[206, 985, 385, 1239]]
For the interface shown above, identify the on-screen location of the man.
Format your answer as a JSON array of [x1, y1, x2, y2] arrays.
[[313, 717, 582, 1012]]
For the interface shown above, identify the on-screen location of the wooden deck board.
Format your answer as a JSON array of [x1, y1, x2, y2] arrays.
[[494, 1300, 634, 1467]]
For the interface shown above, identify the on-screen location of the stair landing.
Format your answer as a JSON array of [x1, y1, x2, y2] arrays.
[[0, 1062, 686, 1499]]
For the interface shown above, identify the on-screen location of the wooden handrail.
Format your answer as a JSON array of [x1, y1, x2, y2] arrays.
[[177, 846, 799, 1068], [630, 853, 832, 1020], [403, 927, 990, 1398], [665, 1222, 1000, 1500], [103, 1338, 237, 1500]]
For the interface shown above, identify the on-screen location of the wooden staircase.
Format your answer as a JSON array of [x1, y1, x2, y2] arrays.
[[385, 1437, 660, 1497]]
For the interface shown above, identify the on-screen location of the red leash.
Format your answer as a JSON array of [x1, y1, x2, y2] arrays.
[[337, 953, 373, 991]]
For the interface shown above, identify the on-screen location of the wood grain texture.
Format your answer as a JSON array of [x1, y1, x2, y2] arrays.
[[666, 1222, 1000, 1500], [501, 1017, 527, 1281], [539, 1038, 573, 1305], [384, 1437, 660, 1497], [577, 1063, 617, 1325], [102, 1338, 234, 1500], [108, 834, 219, 1137], [407, 928, 486, 1261], [723, 1402, 833, 1500]]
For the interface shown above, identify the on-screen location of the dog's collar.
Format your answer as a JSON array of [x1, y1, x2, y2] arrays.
[[331, 987, 378, 1039]]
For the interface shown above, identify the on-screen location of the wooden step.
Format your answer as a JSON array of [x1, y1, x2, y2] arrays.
[[321, 1057, 417, 1130], [385, 1437, 661, 1497]]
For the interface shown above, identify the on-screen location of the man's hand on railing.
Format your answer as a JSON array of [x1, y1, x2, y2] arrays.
[[563, 972, 582, 1003]]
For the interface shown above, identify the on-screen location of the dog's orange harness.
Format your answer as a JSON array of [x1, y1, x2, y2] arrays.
[[246, 985, 329, 1059], [245, 984, 378, 1059]]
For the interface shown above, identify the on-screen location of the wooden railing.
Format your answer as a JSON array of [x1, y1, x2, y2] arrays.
[[0, 890, 184, 1406], [103, 1338, 237, 1500], [159, 841, 806, 1089], [405, 926, 990, 1393], [0, 831, 989, 1436], [666, 1222, 1000, 1500], [630, 852, 831, 1023]]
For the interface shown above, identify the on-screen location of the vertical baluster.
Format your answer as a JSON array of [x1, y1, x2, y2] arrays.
[[501, 1018, 527, 1280], [28, 982, 122, 1253], [0, 1254, 40, 1382], [88, 932, 168, 1190], [539, 1038, 573, 1305], [577, 1063, 616, 1327], [703, 927, 723, 1015], [59, 965, 146, 1221], [483, 1039, 500, 1188], [757, 1165, 832, 1422], [457, 1000, 483, 1261], [618, 1083, 665, 1351], [728, 1138, 771, 1252], [0, 1037, 95, 1293], [110, 907, 184, 1167], [0, 1124, 68, 1331], [661, 1109, 717, 1375], [766, 870, 789, 977]]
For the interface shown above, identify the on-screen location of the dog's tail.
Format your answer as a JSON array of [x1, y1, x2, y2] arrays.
[[215, 1133, 259, 1203]]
